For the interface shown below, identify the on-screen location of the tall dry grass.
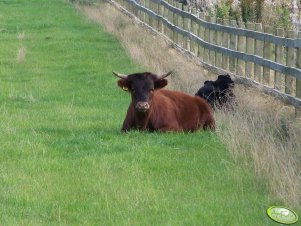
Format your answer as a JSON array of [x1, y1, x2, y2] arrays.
[[77, 1, 301, 207], [216, 87, 301, 206]]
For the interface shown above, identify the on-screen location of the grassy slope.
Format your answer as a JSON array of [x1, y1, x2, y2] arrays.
[[0, 0, 278, 225]]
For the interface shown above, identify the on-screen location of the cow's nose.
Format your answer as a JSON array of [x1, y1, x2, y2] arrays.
[[135, 102, 150, 112]]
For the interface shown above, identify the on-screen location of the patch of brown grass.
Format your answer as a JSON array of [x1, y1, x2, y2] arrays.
[[77, 1, 301, 207], [16, 31, 26, 64], [16, 47, 27, 64]]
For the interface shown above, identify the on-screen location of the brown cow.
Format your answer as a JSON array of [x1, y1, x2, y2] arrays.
[[113, 71, 215, 132]]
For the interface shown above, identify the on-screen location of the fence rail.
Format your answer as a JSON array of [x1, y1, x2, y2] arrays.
[[112, 0, 301, 116]]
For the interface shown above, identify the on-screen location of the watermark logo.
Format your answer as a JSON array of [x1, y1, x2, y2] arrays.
[[267, 206, 298, 225]]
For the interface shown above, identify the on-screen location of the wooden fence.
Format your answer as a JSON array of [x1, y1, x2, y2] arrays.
[[112, 0, 301, 116]]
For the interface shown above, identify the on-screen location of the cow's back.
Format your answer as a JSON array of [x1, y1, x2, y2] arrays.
[[151, 90, 214, 131]]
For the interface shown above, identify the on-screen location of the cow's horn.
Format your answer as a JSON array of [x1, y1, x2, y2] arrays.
[[158, 71, 173, 79], [112, 72, 128, 79]]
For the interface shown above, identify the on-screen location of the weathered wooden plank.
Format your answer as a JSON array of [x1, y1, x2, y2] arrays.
[[285, 30, 296, 95], [190, 8, 197, 55], [237, 21, 246, 76], [263, 26, 273, 86], [150, 0, 156, 29], [173, 0, 181, 44], [296, 31, 301, 118], [132, 0, 138, 17], [149, 0, 155, 28], [203, 15, 210, 64], [122, 0, 126, 9], [229, 20, 237, 73], [145, 0, 150, 25], [144, 0, 150, 25], [163, 0, 169, 36], [158, 0, 164, 33], [222, 19, 229, 70], [154, 0, 160, 31], [215, 18, 223, 68], [177, 2, 184, 47], [137, 0, 142, 21], [168, 0, 174, 40], [197, 12, 205, 61], [209, 17, 217, 66], [246, 22, 255, 79], [254, 23, 263, 83], [183, 5, 189, 50], [275, 28, 285, 92]]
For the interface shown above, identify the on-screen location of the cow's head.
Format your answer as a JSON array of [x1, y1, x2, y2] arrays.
[[215, 74, 234, 91], [113, 71, 172, 112]]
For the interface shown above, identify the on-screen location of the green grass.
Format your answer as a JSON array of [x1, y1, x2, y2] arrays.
[[0, 0, 281, 225]]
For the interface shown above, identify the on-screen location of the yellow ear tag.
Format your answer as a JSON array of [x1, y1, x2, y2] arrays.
[[122, 86, 128, 91]]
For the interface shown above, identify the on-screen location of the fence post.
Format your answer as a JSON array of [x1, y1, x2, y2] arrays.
[[149, 0, 154, 29], [177, 2, 184, 47], [168, 0, 174, 40], [172, 0, 179, 44], [183, 5, 190, 50], [122, 0, 126, 10], [229, 20, 237, 73], [285, 30, 296, 95], [145, 0, 150, 25], [188, 6, 192, 51], [209, 17, 216, 66], [137, 0, 143, 22], [132, 0, 138, 17], [190, 8, 197, 55], [163, 0, 169, 38], [296, 31, 301, 118], [121, 0, 125, 9], [126, 0, 130, 13], [153, 0, 159, 31], [141, 0, 147, 23], [263, 26, 273, 86], [254, 23, 263, 83], [149, 0, 155, 28], [128, 0, 132, 14], [222, 19, 229, 70], [237, 21, 245, 76], [159, 0, 164, 33], [275, 28, 285, 92], [151, 0, 157, 29], [203, 15, 210, 64], [197, 12, 205, 61], [246, 22, 255, 79], [215, 18, 223, 68]]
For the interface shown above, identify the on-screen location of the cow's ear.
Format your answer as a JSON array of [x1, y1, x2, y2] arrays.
[[117, 79, 129, 92], [155, 79, 168, 89]]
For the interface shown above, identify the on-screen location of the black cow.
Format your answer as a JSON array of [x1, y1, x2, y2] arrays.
[[195, 74, 235, 109]]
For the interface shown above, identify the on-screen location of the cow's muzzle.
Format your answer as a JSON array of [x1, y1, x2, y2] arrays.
[[135, 102, 150, 112]]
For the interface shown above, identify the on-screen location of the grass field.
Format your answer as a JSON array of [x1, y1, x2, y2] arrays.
[[0, 0, 287, 225]]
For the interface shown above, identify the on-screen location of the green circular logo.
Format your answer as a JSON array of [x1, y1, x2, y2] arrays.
[[267, 206, 298, 225]]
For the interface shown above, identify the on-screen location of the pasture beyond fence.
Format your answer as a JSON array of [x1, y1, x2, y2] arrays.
[[111, 0, 301, 116]]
